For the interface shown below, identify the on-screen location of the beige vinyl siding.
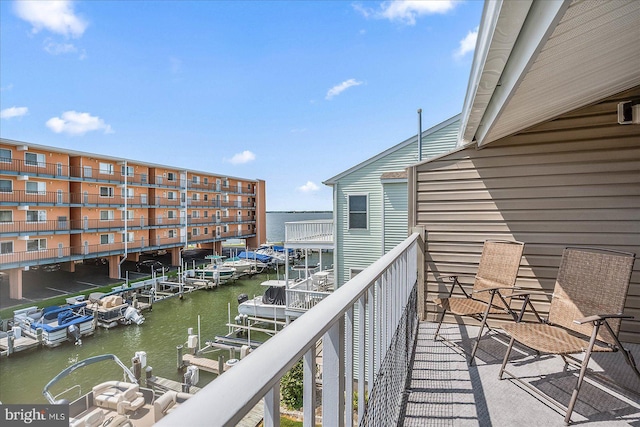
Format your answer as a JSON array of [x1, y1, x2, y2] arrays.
[[412, 87, 640, 344]]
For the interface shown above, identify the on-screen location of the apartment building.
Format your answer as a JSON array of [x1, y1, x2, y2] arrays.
[[0, 138, 266, 300]]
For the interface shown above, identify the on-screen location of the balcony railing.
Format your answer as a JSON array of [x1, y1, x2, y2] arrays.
[[1, 158, 70, 178], [0, 218, 151, 234], [285, 219, 334, 245], [158, 231, 423, 426]]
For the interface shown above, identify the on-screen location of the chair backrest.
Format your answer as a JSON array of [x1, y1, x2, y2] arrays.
[[548, 247, 635, 345], [473, 240, 525, 306]]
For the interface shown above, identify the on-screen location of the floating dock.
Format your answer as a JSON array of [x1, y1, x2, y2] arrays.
[[146, 375, 201, 394], [0, 333, 41, 357]]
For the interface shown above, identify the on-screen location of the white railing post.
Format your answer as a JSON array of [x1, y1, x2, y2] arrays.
[[323, 318, 345, 427], [264, 384, 280, 427], [346, 306, 354, 427], [304, 346, 317, 427], [357, 295, 366, 423], [367, 285, 376, 406]]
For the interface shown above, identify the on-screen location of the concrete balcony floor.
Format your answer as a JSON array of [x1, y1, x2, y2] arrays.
[[403, 322, 640, 426]]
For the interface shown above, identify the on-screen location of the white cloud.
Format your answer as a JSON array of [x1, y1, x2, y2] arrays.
[[14, 0, 88, 38], [44, 38, 77, 55], [454, 27, 478, 59], [227, 150, 256, 165], [46, 111, 113, 135], [298, 181, 320, 193], [1, 106, 28, 119], [326, 79, 363, 100], [354, 0, 458, 25]]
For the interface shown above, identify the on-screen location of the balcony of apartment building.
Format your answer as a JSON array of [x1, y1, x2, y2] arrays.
[[157, 223, 640, 427], [151, 173, 185, 189], [0, 188, 70, 206], [68, 164, 152, 187], [0, 156, 70, 179], [70, 192, 150, 208]]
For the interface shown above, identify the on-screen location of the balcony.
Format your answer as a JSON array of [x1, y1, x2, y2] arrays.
[[285, 219, 334, 248], [157, 232, 640, 426], [0, 158, 70, 178]]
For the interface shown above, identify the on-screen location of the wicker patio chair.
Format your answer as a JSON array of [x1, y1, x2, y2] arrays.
[[499, 247, 640, 425], [433, 240, 525, 364]]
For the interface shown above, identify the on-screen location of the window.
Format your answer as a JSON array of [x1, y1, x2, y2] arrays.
[[100, 187, 114, 197], [0, 211, 12, 222], [168, 229, 176, 238], [192, 228, 199, 236], [100, 210, 114, 221], [204, 211, 208, 218], [192, 211, 200, 218], [192, 176, 200, 184], [121, 210, 134, 220], [223, 179, 229, 187], [26, 210, 46, 222], [167, 210, 175, 219], [25, 152, 45, 167], [204, 227, 208, 235], [122, 232, 134, 243], [203, 194, 208, 201], [192, 193, 200, 201], [100, 234, 115, 244], [348, 195, 368, 229], [203, 178, 208, 185], [0, 149, 11, 163], [26, 181, 46, 195], [167, 172, 176, 181], [26, 238, 47, 251], [167, 191, 175, 200], [121, 187, 134, 199], [99, 163, 114, 175], [350, 268, 365, 279], [0, 180, 11, 193], [121, 165, 134, 177], [1, 241, 13, 254]]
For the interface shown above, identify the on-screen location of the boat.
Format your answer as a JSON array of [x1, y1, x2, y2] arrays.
[[236, 250, 273, 270], [196, 255, 236, 283], [237, 279, 290, 320], [43, 353, 192, 426], [222, 256, 256, 275], [13, 303, 95, 347], [85, 292, 145, 329]]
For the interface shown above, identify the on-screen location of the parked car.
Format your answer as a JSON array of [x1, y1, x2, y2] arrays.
[[82, 257, 108, 266], [42, 263, 61, 272], [136, 260, 169, 274]]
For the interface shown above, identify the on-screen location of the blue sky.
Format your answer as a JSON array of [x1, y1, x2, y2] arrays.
[[0, 0, 482, 211]]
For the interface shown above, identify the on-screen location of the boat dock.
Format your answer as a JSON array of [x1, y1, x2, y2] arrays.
[[146, 375, 201, 394], [182, 353, 235, 375], [0, 333, 41, 356]]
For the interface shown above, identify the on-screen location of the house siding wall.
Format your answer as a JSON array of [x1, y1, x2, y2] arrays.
[[335, 118, 460, 287], [411, 87, 640, 344]]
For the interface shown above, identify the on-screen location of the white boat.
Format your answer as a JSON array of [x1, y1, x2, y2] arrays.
[[43, 353, 192, 426], [197, 255, 236, 283], [13, 304, 95, 347], [222, 256, 255, 274], [85, 293, 145, 329], [237, 279, 289, 320]]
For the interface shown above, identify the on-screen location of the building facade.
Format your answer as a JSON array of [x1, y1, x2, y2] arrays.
[[0, 138, 266, 300]]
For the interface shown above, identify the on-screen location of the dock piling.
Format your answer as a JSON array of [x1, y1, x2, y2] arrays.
[[177, 345, 184, 370]]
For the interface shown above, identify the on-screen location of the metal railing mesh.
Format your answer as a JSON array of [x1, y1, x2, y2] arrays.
[[360, 285, 418, 427]]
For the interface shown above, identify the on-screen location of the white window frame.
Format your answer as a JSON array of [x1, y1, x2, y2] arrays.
[[0, 149, 11, 163], [167, 191, 176, 200], [192, 176, 200, 184], [167, 210, 176, 219], [121, 165, 134, 177], [192, 228, 199, 236], [121, 210, 134, 220], [26, 181, 46, 195], [0, 180, 11, 193], [348, 194, 368, 230], [1, 241, 13, 254], [26, 210, 46, 222], [192, 210, 200, 218], [25, 152, 45, 167], [121, 187, 134, 199], [122, 231, 134, 243], [99, 162, 114, 175], [100, 210, 114, 221], [100, 187, 114, 198], [0, 210, 13, 223], [168, 229, 176, 238], [26, 238, 47, 252], [100, 234, 115, 244]]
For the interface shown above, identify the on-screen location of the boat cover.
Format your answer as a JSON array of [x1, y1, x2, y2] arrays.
[[237, 251, 272, 263], [262, 286, 286, 305]]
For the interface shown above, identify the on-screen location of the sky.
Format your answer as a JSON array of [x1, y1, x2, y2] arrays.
[[0, 0, 483, 211]]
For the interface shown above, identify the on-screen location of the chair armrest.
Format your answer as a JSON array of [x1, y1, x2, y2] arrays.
[[473, 286, 521, 294], [510, 290, 552, 299], [574, 313, 634, 324], [447, 274, 476, 282]]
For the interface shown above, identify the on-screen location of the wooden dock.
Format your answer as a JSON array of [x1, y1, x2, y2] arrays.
[[237, 401, 264, 427], [181, 353, 240, 375], [0, 334, 41, 357], [146, 376, 201, 394]]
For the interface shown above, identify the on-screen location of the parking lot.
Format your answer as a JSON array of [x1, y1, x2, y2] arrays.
[[0, 249, 214, 311]]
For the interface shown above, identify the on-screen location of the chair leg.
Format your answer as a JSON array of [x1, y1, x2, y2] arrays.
[[433, 308, 447, 341], [499, 336, 515, 380], [469, 313, 490, 366], [565, 324, 600, 425]]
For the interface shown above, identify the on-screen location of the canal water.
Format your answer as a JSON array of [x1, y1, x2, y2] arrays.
[[0, 254, 332, 404]]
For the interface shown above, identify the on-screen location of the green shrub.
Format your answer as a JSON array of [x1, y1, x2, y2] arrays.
[[280, 359, 304, 410]]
